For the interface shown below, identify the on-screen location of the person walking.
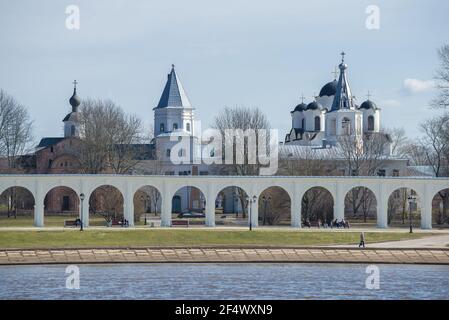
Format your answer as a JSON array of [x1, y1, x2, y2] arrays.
[[359, 232, 365, 248]]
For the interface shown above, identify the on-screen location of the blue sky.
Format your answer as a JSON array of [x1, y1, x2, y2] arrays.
[[0, 0, 448, 141]]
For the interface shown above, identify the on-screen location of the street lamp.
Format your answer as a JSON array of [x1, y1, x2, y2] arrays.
[[407, 194, 416, 233], [140, 195, 147, 226], [233, 193, 239, 218], [261, 195, 271, 226], [79, 193, 85, 231], [246, 195, 257, 231]]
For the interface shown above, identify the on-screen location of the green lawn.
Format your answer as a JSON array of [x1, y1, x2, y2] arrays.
[[0, 229, 427, 249]]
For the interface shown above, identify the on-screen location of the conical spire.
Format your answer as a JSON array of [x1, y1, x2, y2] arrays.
[[330, 52, 356, 111], [155, 65, 192, 108]]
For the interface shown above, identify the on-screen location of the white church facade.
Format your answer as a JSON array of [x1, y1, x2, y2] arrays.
[[285, 53, 384, 151]]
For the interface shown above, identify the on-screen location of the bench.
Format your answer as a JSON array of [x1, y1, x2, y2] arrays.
[[171, 219, 189, 227], [64, 220, 79, 227]]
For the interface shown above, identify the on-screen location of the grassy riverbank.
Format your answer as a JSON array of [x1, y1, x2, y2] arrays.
[[0, 229, 427, 249]]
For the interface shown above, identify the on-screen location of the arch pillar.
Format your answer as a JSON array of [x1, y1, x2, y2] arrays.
[[334, 183, 344, 220], [291, 184, 303, 228], [161, 184, 172, 227], [34, 183, 44, 227], [376, 183, 388, 228], [205, 185, 216, 227], [421, 185, 432, 229], [124, 183, 134, 227], [80, 196, 89, 228]]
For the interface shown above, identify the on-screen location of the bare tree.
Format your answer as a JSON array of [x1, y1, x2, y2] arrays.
[[388, 127, 408, 158], [0, 89, 34, 170], [78, 99, 146, 174], [419, 114, 449, 177], [0, 90, 34, 219], [333, 132, 390, 220], [213, 106, 271, 218], [432, 44, 449, 109], [419, 113, 449, 224]]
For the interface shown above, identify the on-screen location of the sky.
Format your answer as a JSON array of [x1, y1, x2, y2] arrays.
[[0, 0, 448, 143]]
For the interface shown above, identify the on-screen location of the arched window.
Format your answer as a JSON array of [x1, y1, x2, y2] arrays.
[[71, 125, 76, 136], [301, 118, 306, 130], [314, 116, 320, 131], [160, 123, 165, 132], [368, 115, 375, 131], [342, 118, 351, 135], [166, 149, 171, 157], [186, 123, 190, 131], [173, 123, 178, 130]]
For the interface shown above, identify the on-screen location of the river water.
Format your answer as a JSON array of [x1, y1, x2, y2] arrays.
[[0, 263, 448, 300]]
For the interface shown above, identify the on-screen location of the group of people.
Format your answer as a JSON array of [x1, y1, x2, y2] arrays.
[[302, 218, 351, 229]]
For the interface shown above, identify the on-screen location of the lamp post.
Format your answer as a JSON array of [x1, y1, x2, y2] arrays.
[[261, 195, 271, 226], [79, 193, 85, 232], [408, 195, 416, 234], [233, 193, 239, 218], [246, 195, 257, 231], [140, 195, 148, 226]]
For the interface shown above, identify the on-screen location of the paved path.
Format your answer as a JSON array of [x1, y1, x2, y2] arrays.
[[364, 234, 449, 248], [330, 234, 449, 249], [1, 247, 448, 265]]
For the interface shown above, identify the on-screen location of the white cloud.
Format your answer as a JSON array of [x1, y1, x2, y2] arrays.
[[403, 78, 435, 94], [379, 99, 401, 108]]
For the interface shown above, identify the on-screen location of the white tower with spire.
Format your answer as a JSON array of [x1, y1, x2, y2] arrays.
[[153, 65, 199, 163], [324, 52, 363, 146]]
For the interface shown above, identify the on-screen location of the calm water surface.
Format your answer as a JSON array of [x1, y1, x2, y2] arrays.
[[0, 263, 448, 300]]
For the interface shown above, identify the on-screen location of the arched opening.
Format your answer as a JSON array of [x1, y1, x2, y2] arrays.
[[186, 123, 191, 131], [344, 186, 377, 227], [367, 115, 375, 131], [387, 188, 421, 227], [89, 185, 124, 226], [0, 187, 35, 227], [215, 186, 248, 226], [432, 188, 449, 227], [342, 117, 351, 135], [301, 187, 333, 227], [258, 186, 291, 226], [314, 116, 321, 131], [173, 123, 178, 130], [133, 186, 161, 226], [44, 186, 79, 227], [301, 118, 305, 130], [172, 186, 206, 222]]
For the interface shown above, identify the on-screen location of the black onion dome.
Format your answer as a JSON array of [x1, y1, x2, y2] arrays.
[[319, 80, 337, 97], [306, 101, 322, 110], [292, 103, 307, 112], [359, 100, 377, 110], [69, 90, 81, 108]]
